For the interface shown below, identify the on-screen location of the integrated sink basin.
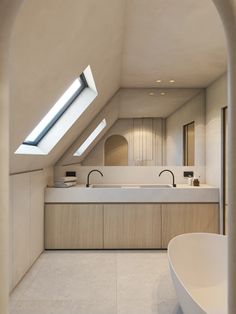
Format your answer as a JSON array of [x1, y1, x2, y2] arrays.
[[90, 184, 173, 188], [139, 184, 173, 188], [90, 184, 123, 188]]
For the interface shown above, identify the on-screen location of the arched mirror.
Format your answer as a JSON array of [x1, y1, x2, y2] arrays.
[[105, 135, 128, 166]]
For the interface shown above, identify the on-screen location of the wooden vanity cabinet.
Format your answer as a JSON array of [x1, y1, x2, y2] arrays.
[[161, 203, 219, 248], [103, 204, 161, 248], [44, 202, 219, 249], [45, 204, 103, 249]]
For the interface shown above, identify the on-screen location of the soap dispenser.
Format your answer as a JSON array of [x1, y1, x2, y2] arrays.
[[187, 175, 193, 186]]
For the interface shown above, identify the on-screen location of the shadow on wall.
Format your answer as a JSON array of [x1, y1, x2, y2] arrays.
[[156, 273, 183, 314]]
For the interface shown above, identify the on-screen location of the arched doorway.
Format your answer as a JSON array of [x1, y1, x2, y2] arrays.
[[104, 135, 128, 166]]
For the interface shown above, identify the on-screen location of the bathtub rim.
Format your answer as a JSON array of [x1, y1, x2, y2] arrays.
[[167, 232, 227, 313]]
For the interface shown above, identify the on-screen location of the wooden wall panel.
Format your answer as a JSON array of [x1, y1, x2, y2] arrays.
[[133, 119, 143, 163], [154, 118, 165, 165], [142, 118, 153, 163]]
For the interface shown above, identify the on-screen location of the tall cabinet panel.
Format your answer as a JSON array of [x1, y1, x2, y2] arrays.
[[30, 171, 45, 264], [12, 173, 31, 287], [9, 176, 14, 292], [10, 169, 49, 292]]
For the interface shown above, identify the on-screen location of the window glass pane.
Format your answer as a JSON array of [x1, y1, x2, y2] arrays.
[[74, 119, 107, 156], [24, 76, 85, 145]]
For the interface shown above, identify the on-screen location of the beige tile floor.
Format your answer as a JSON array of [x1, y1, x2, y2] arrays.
[[10, 250, 183, 314]]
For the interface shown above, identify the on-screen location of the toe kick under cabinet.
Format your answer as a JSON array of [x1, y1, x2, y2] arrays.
[[44, 203, 219, 249]]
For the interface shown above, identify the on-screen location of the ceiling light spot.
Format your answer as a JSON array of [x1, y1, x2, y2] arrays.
[[149, 92, 155, 96], [160, 92, 166, 96], [169, 80, 175, 83], [156, 80, 162, 83]]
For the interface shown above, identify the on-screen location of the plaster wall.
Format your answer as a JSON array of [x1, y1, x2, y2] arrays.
[[205, 74, 227, 187], [10, 0, 126, 173], [165, 91, 206, 166], [54, 165, 205, 185]]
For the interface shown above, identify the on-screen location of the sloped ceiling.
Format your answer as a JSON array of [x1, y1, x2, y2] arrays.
[[9, 0, 226, 173], [118, 88, 202, 118], [121, 0, 226, 87], [10, 0, 126, 173]]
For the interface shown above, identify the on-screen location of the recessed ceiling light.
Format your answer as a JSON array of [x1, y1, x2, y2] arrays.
[[149, 92, 155, 96], [169, 80, 175, 83], [156, 80, 162, 83], [160, 92, 166, 96]]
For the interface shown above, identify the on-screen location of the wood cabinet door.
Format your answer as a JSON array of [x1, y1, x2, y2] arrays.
[[104, 204, 161, 249], [45, 204, 103, 249], [161, 203, 219, 248]]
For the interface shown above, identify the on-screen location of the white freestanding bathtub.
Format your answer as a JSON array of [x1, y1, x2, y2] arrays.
[[168, 233, 227, 314]]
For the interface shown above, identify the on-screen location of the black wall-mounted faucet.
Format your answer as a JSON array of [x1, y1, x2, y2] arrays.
[[159, 169, 176, 187], [86, 169, 103, 187]]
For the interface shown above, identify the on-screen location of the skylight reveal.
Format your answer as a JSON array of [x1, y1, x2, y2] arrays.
[[74, 119, 107, 156]]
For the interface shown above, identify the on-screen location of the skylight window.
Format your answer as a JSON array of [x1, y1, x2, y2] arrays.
[[74, 119, 107, 156], [24, 75, 87, 146], [15, 65, 98, 155]]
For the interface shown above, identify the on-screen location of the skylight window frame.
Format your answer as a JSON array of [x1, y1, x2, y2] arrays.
[[23, 73, 88, 147]]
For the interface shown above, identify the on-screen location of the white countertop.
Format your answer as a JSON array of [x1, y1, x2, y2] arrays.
[[45, 184, 219, 203]]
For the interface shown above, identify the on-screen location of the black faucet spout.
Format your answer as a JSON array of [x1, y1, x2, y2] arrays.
[[86, 169, 103, 187], [159, 169, 176, 187]]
